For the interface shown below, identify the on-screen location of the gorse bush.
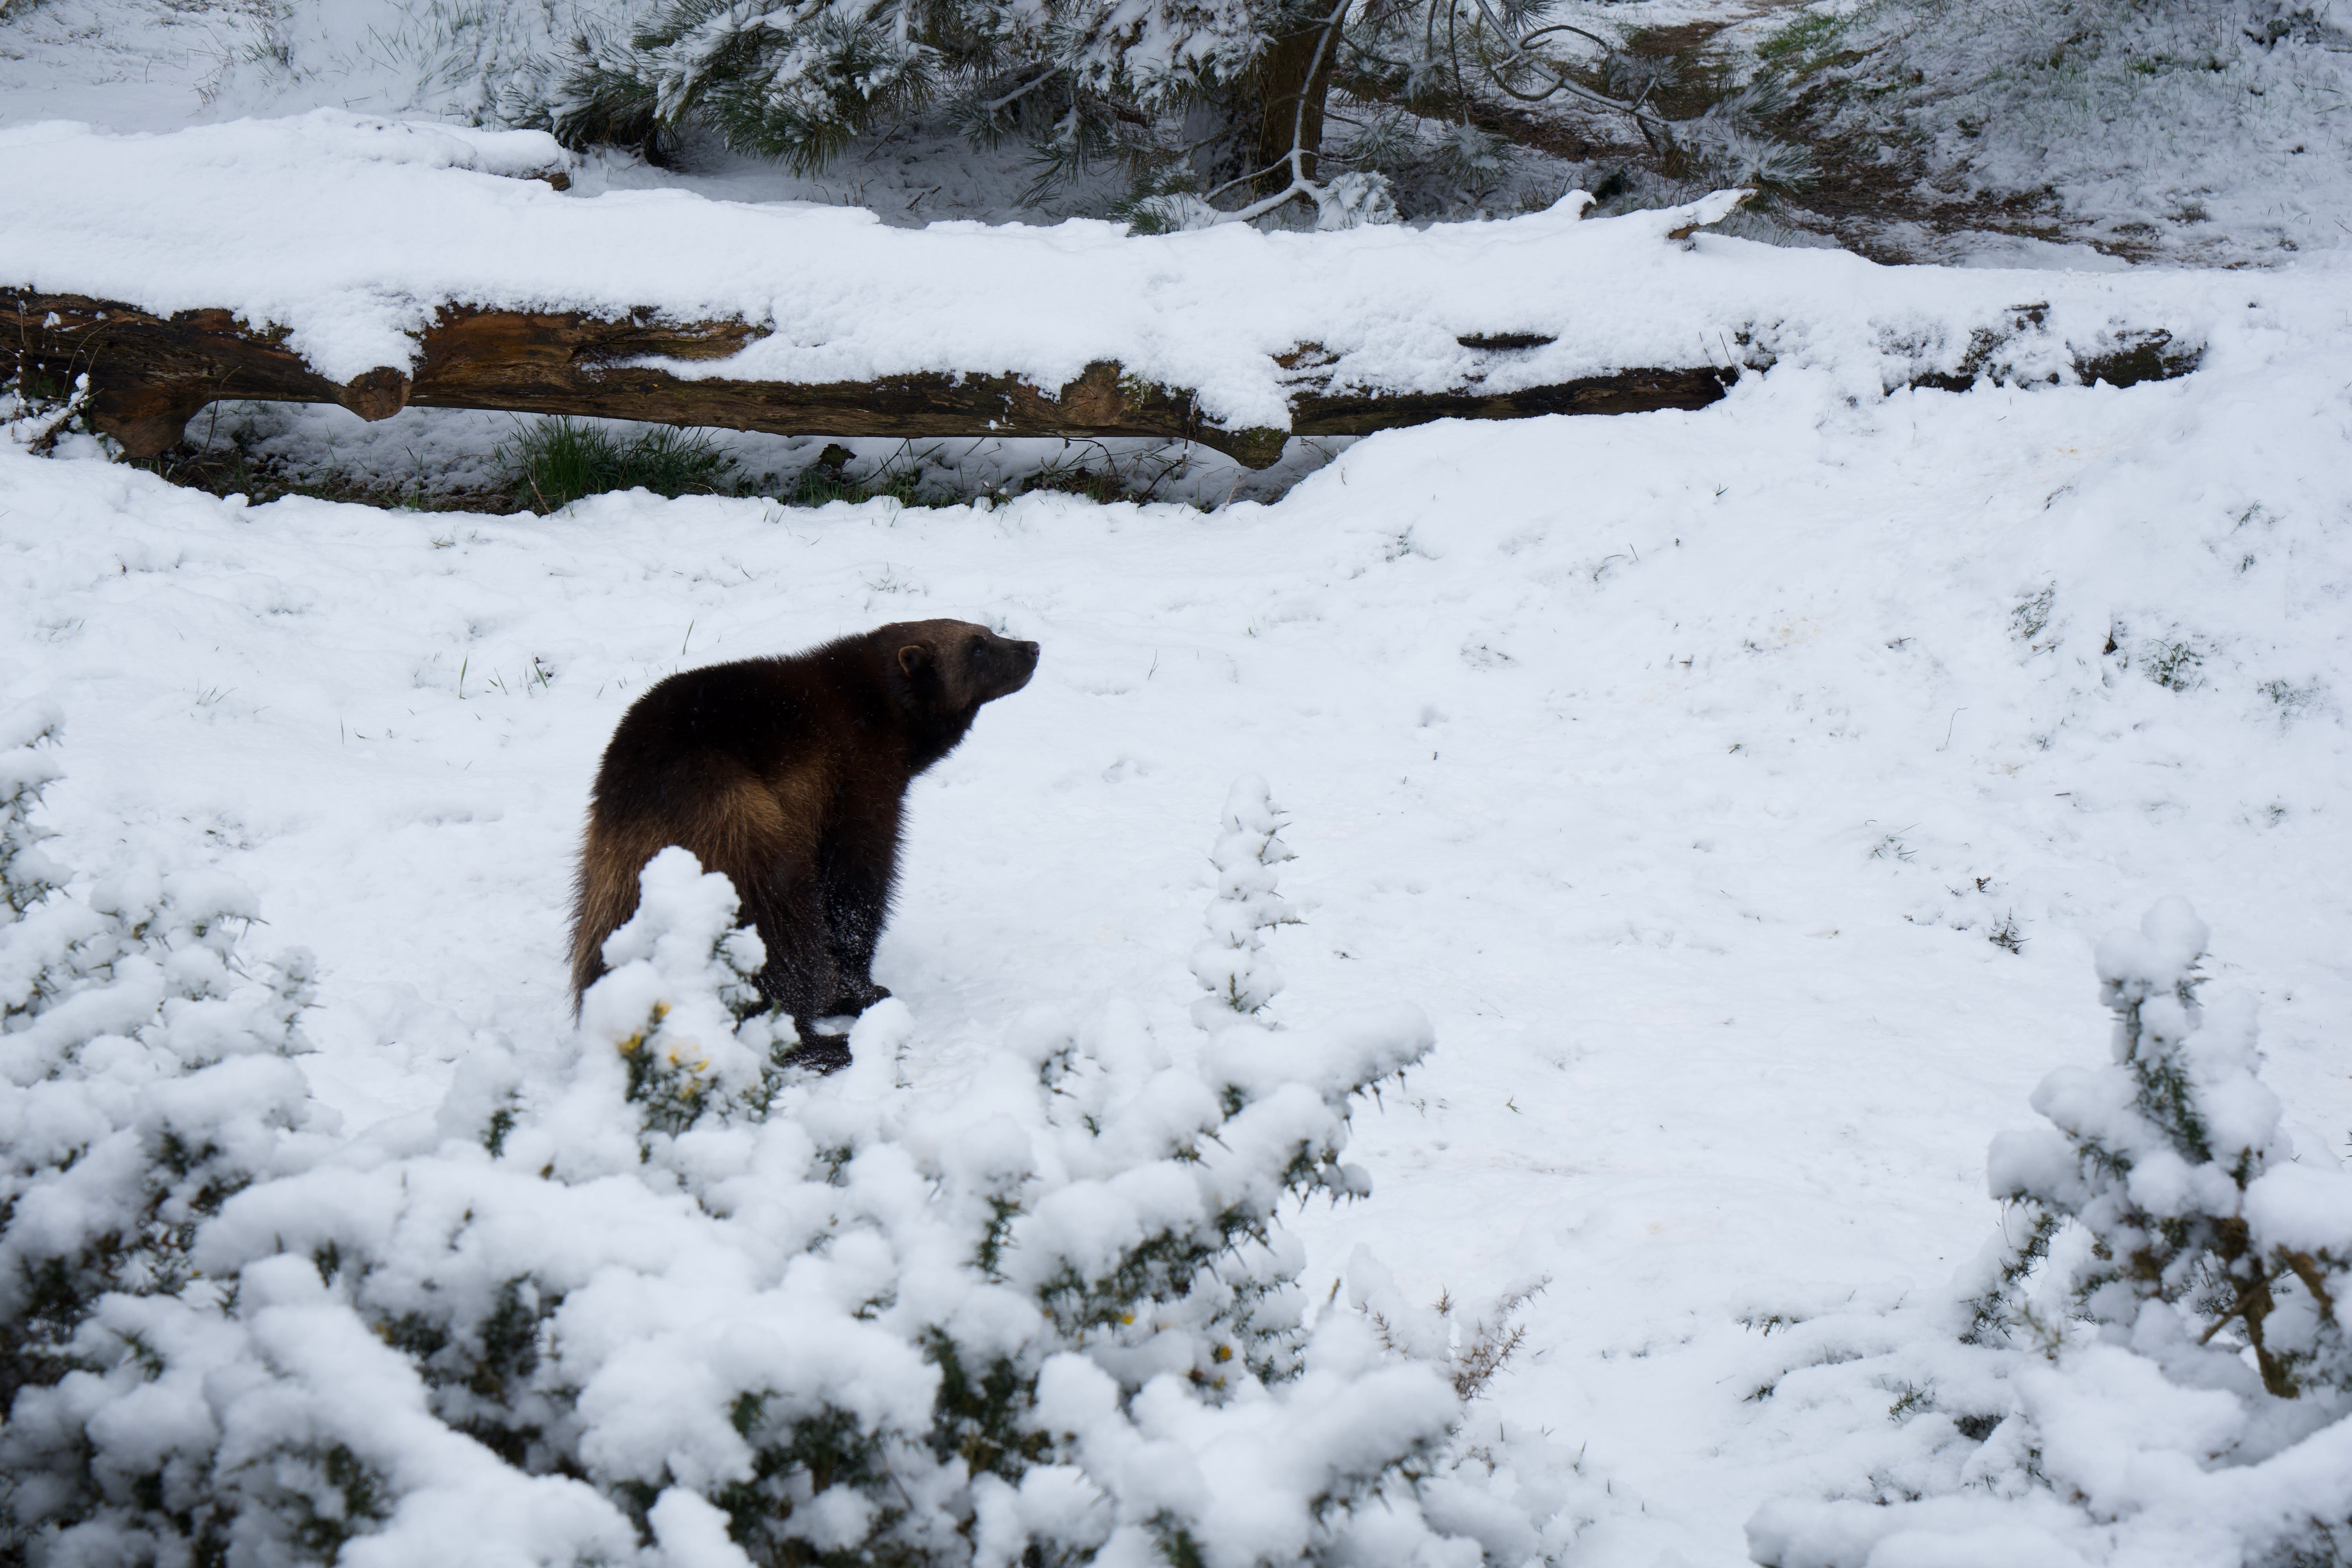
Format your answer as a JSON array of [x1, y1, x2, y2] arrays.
[[0, 703, 327, 1561], [0, 722, 1580, 1566], [1962, 898, 2350, 1398]]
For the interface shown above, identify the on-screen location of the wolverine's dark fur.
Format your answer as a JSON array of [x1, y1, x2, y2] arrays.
[[570, 620, 1039, 1055]]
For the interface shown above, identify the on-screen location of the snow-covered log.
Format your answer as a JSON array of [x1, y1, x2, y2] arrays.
[[1, 114, 2203, 466], [0, 290, 1737, 465]]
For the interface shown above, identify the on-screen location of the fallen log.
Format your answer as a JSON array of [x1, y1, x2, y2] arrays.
[[3, 292, 1739, 468], [1, 120, 2213, 477]]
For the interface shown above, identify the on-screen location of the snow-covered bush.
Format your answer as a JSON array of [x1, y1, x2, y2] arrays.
[[1, 725, 1570, 1566], [1750, 900, 2352, 1566], [0, 704, 332, 1559]]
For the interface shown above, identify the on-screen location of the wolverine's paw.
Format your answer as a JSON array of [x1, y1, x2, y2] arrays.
[[782, 1036, 853, 1075], [826, 980, 892, 1014]]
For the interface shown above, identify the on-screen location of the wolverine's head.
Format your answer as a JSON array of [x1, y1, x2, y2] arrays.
[[881, 619, 1040, 716]]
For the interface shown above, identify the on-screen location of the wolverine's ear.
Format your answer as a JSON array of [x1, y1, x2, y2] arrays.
[[898, 644, 931, 676]]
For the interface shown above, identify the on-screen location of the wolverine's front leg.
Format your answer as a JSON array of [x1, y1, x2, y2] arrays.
[[739, 869, 855, 1060], [817, 801, 902, 1015]]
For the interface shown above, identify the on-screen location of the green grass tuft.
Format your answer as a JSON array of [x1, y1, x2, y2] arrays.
[[1756, 8, 1856, 71], [497, 418, 742, 513]]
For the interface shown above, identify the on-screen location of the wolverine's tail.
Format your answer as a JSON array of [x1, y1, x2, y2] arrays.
[[568, 815, 657, 1014]]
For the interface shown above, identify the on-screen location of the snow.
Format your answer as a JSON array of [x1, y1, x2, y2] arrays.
[[8, 194, 2352, 1554]]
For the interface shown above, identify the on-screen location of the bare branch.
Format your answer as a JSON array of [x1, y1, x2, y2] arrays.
[[1460, 0, 1669, 135]]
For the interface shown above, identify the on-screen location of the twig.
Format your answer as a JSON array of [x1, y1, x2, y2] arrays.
[[2198, 1266, 2284, 1345]]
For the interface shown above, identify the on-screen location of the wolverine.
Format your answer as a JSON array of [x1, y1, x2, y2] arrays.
[[570, 619, 1040, 1063]]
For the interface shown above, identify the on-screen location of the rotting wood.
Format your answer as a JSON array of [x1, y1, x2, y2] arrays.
[[2, 290, 2198, 471]]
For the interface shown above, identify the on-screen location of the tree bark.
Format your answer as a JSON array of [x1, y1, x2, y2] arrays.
[[1249, 3, 1345, 198]]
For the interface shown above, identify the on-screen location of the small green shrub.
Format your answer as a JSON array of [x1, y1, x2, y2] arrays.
[[2143, 638, 2206, 691]]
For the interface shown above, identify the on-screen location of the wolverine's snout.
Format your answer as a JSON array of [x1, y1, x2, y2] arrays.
[[973, 634, 1038, 702]]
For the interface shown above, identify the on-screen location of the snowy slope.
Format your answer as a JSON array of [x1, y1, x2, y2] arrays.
[[6, 244, 2351, 1559], [1805, 0, 2352, 267]]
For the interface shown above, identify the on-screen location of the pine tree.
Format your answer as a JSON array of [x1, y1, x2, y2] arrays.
[[549, 0, 1394, 223]]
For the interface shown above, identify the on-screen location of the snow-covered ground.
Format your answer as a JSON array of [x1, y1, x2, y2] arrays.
[[1762, 0, 2352, 267], [8, 240, 2352, 1558]]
